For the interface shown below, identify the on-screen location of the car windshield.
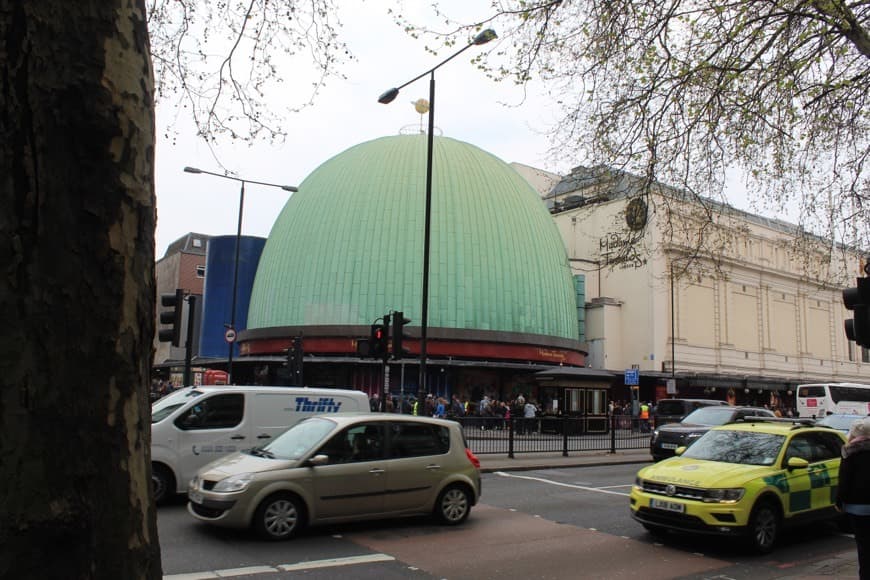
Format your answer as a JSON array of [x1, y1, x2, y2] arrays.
[[681, 430, 785, 465], [259, 417, 337, 460], [151, 388, 204, 423], [680, 407, 734, 426]]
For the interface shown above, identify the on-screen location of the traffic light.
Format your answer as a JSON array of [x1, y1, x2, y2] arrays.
[[844, 277, 870, 348], [286, 336, 304, 386], [287, 338, 296, 369], [391, 311, 411, 359], [293, 337, 304, 376], [158, 289, 184, 346], [370, 316, 390, 359]]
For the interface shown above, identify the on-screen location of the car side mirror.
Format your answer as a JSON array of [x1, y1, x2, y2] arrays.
[[787, 457, 809, 470], [306, 454, 330, 467], [675, 446, 687, 456]]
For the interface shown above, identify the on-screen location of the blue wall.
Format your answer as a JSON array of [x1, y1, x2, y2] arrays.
[[199, 235, 267, 359]]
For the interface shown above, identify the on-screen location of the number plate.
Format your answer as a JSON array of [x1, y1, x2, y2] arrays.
[[661, 443, 678, 449], [189, 491, 203, 505], [651, 498, 685, 513]]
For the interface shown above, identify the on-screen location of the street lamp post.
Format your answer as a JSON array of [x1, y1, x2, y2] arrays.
[[183, 166, 298, 384], [378, 29, 496, 402]]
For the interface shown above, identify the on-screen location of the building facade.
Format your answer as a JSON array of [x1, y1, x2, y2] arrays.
[[156, 136, 614, 421], [236, 135, 597, 410], [155, 145, 867, 417], [154, 233, 209, 366], [547, 166, 867, 410]]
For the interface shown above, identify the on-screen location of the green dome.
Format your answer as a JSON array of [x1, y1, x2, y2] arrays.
[[248, 135, 578, 339]]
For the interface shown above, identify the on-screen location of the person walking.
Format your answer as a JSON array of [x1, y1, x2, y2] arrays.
[[434, 397, 446, 418], [639, 401, 650, 433], [451, 395, 465, 418], [837, 416, 870, 580], [523, 399, 538, 435]]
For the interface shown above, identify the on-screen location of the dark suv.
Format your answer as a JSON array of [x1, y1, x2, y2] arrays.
[[649, 405, 775, 461], [653, 398, 728, 428]]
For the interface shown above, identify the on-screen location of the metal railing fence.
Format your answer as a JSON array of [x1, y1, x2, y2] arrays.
[[457, 415, 651, 457]]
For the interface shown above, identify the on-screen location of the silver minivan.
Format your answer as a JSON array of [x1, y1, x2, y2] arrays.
[[187, 414, 482, 540]]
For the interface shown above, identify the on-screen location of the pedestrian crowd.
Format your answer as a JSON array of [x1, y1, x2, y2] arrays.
[[150, 379, 177, 402], [367, 392, 543, 431]]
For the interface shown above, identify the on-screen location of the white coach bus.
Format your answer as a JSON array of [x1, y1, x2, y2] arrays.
[[796, 382, 870, 418]]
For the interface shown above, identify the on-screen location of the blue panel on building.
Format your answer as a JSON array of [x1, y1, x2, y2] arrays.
[[199, 235, 267, 359]]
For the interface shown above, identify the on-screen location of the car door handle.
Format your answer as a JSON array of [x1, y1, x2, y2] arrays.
[[426, 464, 441, 470], [369, 468, 385, 475], [256, 434, 272, 439], [230, 435, 246, 440]]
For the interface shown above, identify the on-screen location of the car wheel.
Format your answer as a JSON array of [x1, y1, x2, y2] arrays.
[[434, 484, 471, 525], [746, 500, 780, 554], [152, 464, 174, 504], [253, 493, 306, 541]]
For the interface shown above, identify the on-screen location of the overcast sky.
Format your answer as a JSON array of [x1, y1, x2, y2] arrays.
[[153, 1, 574, 257]]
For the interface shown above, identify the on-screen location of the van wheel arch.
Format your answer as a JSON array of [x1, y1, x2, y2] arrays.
[[152, 462, 176, 504]]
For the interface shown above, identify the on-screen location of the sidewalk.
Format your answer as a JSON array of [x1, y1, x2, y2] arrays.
[[477, 449, 860, 579], [477, 448, 651, 473]]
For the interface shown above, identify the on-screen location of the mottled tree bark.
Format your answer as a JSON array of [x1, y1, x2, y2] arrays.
[[0, 1, 160, 578]]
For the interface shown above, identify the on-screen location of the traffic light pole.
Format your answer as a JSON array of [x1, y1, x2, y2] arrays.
[[285, 336, 304, 387], [382, 361, 390, 412], [183, 295, 196, 387], [377, 29, 498, 408], [296, 336, 304, 388]]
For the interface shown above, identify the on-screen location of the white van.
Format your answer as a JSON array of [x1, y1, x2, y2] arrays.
[[151, 385, 370, 502]]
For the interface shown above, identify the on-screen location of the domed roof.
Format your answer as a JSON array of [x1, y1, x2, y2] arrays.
[[247, 135, 578, 340]]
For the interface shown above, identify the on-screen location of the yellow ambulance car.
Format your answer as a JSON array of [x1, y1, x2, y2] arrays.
[[630, 418, 847, 553]]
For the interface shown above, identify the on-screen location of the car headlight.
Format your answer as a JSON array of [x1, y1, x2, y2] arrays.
[[634, 476, 644, 490], [650, 430, 660, 442], [212, 472, 254, 493], [189, 475, 200, 491], [703, 488, 745, 503], [686, 432, 704, 441]]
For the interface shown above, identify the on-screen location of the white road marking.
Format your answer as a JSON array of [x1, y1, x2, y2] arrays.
[[279, 554, 396, 571], [493, 471, 631, 496], [163, 554, 396, 579]]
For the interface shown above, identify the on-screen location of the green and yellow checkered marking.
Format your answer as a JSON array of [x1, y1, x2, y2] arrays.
[[764, 462, 836, 514]]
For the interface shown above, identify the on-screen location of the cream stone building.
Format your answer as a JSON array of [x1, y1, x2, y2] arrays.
[[538, 165, 868, 405]]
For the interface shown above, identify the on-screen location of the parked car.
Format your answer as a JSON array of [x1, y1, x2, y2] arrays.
[[650, 405, 775, 461], [814, 412, 868, 434], [187, 414, 482, 540], [632, 417, 847, 553], [653, 398, 729, 428]]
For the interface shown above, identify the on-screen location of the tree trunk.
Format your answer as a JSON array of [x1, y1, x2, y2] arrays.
[[0, 1, 161, 578]]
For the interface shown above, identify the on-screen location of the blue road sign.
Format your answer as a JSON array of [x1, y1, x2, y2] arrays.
[[624, 368, 639, 385]]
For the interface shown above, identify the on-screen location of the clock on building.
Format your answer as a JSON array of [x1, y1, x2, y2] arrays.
[[625, 197, 648, 231]]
